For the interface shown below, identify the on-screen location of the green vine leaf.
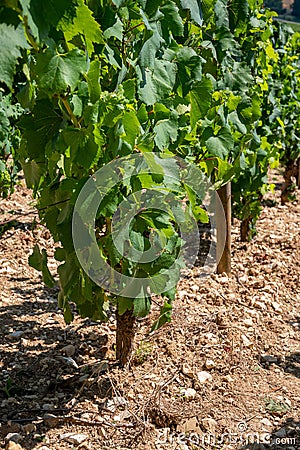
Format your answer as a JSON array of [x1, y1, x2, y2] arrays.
[[35, 49, 87, 94], [0, 23, 29, 89]]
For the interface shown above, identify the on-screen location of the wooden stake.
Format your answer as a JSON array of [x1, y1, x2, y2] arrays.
[[216, 182, 231, 275]]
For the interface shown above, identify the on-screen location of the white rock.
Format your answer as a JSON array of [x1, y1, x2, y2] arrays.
[[178, 290, 190, 299], [241, 334, 252, 347], [271, 301, 282, 312], [60, 433, 88, 445], [261, 418, 272, 427], [244, 318, 253, 327], [184, 388, 197, 399], [57, 356, 78, 368], [191, 284, 199, 292], [224, 375, 234, 383], [61, 344, 76, 357], [218, 276, 229, 284], [205, 359, 215, 369], [197, 371, 212, 384], [182, 364, 194, 377], [5, 434, 22, 443]]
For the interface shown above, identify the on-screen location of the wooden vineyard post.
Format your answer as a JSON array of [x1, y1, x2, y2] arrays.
[[216, 182, 232, 275]]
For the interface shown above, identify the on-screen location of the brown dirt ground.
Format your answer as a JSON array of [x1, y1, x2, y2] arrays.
[[0, 170, 299, 450]]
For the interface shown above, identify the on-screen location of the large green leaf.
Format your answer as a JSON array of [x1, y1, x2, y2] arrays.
[[154, 116, 178, 150], [139, 26, 164, 69], [58, 0, 104, 55], [87, 60, 101, 104], [61, 125, 102, 169], [19, 99, 63, 162], [35, 49, 87, 94], [223, 62, 253, 92], [161, 2, 184, 36], [215, 0, 229, 29], [190, 77, 213, 128], [136, 60, 176, 105], [180, 0, 202, 26], [122, 110, 141, 148], [0, 23, 29, 89], [203, 126, 234, 158]]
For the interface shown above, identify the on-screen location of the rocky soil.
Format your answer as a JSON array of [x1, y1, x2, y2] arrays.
[[0, 170, 299, 450]]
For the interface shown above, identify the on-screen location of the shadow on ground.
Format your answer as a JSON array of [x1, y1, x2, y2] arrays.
[[0, 279, 113, 449]]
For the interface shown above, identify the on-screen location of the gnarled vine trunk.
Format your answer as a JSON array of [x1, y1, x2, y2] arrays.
[[240, 216, 252, 242], [216, 182, 232, 275], [116, 309, 136, 367]]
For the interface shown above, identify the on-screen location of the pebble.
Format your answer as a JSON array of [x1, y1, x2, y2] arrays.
[[261, 354, 277, 363], [60, 433, 88, 445], [181, 417, 200, 432], [202, 417, 218, 433], [5, 433, 22, 444], [244, 318, 253, 327], [261, 418, 273, 427], [241, 334, 252, 347], [184, 388, 197, 399], [252, 298, 266, 309], [274, 427, 286, 438], [42, 403, 54, 410], [224, 374, 234, 383], [271, 301, 282, 312], [1, 398, 19, 407], [87, 332, 98, 341], [182, 363, 194, 377], [205, 359, 215, 369], [7, 331, 24, 340], [178, 290, 190, 299], [197, 371, 213, 383], [58, 356, 78, 368], [61, 344, 76, 357], [6, 443, 23, 450], [22, 423, 36, 434], [218, 276, 229, 284], [44, 413, 60, 427]]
